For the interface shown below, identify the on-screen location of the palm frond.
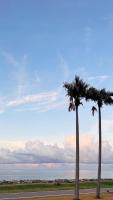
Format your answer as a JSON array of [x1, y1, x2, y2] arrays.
[[104, 97, 113, 105], [86, 87, 98, 100], [68, 102, 74, 111], [92, 106, 97, 116], [107, 91, 113, 96], [68, 97, 75, 111]]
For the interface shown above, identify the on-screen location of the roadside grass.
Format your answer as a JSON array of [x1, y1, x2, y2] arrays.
[[17, 193, 113, 200], [0, 181, 113, 193]]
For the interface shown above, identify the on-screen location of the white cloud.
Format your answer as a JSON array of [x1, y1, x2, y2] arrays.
[[0, 134, 113, 164]]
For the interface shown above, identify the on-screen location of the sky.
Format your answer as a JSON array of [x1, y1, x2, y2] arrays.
[[0, 0, 113, 179]]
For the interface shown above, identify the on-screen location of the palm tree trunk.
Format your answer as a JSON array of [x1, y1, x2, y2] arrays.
[[74, 106, 79, 200], [96, 106, 102, 199]]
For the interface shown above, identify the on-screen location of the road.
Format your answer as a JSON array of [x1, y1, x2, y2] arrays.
[[0, 188, 112, 200]]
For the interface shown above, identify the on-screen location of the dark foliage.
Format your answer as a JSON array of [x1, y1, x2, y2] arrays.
[[92, 106, 97, 116], [64, 76, 89, 111], [86, 87, 113, 108]]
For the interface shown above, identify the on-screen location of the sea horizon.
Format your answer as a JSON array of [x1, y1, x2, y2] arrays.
[[0, 164, 113, 181]]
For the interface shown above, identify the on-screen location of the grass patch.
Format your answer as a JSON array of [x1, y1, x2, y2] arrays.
[[0, 181, 113, 193]]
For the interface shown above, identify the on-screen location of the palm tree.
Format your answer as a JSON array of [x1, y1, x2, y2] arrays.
[[86, 87, 113, 199], [64, 76, 88, 200]]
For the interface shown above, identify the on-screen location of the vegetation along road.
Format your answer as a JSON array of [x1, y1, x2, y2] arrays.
[[0, 181, 113, 193]]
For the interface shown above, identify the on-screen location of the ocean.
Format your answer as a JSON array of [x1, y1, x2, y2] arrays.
[[0, 164, 113, 181]]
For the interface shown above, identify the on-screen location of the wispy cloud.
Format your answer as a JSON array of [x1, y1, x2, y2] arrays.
[[0, 96, 6, 113], [83, 26, 94, 53], [84, 26, 93, 43], [34, 70, 41, 84], [7, 90, 65, 113], [15, 101, 64, 113], [1, 51, 41, 98], [88, 75, 111, 82], [2, 51, 18, 67], [104, 14, 113, 26], [59, 55, 70, 79], [0, 52, 66, 113], [75, 67, 88, 78], [0, 89, 65, 113], [71, 68, 111, 85], [7, 91, 58, 107], [2, 51, 30, 97]]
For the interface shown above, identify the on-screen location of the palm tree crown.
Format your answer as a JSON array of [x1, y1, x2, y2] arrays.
[[86, 87, 113, 109], [64, 76, 89, 111]]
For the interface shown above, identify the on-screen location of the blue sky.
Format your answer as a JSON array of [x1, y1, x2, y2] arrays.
[[0, 0, 113, 178]]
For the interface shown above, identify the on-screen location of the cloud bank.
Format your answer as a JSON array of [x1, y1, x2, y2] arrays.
[[0, 134, 113, 164]]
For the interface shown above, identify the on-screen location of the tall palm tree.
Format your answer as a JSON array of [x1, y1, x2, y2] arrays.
[[86, 87, 113, 199], [64, 76, 88, 200]]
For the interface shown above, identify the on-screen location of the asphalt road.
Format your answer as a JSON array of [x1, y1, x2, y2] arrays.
[[0, 188, 112, 200]]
